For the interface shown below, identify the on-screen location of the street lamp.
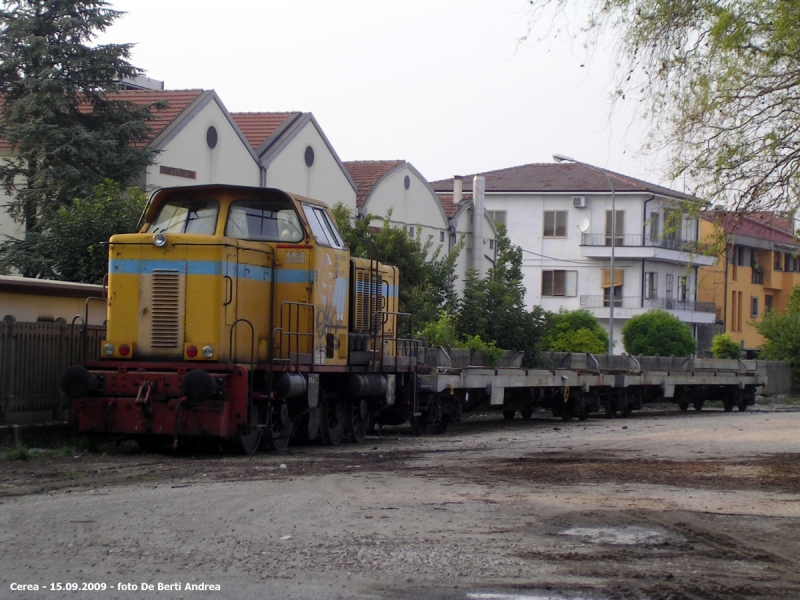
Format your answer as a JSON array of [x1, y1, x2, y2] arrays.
[[553, 154, 617, 355]]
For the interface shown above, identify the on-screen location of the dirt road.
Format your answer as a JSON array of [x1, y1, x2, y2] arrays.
[[2, 406, 800, 600]]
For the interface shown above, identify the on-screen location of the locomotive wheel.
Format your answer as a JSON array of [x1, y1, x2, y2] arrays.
[[561, 412, 572, 422], [295, 407, 321, 443], [678, 402, 689, 412], [347, 399, 370, 444], [320, 397, 346, 446], [520, 409, 534, 421], [693, 400, 704, 412], [503, 410, 516, 421], [234, 402, 264, 456], [264, 402, 292, 452], [234, 427, 262, 456]]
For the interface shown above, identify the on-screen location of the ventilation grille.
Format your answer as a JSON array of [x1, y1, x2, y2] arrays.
[[355, 271, 383, 333], [151, 269, 180, 347]]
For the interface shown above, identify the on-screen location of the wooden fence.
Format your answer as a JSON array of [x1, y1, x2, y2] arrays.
[[0, 319, 104, 425]]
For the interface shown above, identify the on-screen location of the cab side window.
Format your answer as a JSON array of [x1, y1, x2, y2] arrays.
[[302, 204, 345, 248]]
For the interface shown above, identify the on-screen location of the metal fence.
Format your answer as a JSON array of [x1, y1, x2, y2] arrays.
[[0, 320, 104, 425]]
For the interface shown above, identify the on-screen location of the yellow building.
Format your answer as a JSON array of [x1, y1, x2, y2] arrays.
[[698, 212, 800, 356]]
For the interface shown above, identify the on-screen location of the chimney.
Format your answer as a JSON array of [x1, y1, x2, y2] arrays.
[[453, 176, 463, 204], [472, 175, 486, 277]]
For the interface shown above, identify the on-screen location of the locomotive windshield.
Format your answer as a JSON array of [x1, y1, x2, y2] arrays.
[[148, 198, 219, 235], [225, 199, 304, 242]]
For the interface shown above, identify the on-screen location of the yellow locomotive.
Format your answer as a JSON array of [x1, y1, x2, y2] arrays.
[[62, 185, 416, 453]]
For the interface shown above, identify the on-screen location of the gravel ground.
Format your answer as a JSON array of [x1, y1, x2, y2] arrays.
[[2, 405, 800, 600]]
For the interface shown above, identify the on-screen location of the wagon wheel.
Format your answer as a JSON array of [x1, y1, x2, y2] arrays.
[[320, 396, 346, 446], [737, 403, 748, 412], [347, 398, 370, 444], [693, 400, 704, 412], [604, 402, 616, 419], [503, 410, 516, 421], [723, 399, 734, 412], [678, 402, 689, 412], [264, 401, 292, 452], [520, 409, 534, 421]]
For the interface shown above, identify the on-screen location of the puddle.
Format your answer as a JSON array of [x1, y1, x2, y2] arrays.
[[559, 525, 668, 545]]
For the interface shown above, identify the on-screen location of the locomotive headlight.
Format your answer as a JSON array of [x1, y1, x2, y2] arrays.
[[153, 232, 167, 248], [103, 343, 115, 356], [202, 345, 214, 358]]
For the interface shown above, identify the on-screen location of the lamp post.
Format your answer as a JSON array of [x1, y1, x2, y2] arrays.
[[553, 154, 616, 355]]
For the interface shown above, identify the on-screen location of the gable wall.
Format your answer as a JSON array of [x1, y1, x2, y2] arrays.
[[144, 99, 260, 192], [265, 122, 357, 212]]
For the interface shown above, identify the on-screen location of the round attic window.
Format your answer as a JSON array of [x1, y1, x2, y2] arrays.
[[304, 145, 315, 167], [206, 126, 218, 149], [404, 175, 411, 190]]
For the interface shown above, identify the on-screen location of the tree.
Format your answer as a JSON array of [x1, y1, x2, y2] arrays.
[[453, 225, 550, 363], [543, 309, 609, 354], [622, 309, 697, 357], [0, 180, 145, 283], [755, 286, 800, 381], [711, 332, 742, 359], [527, 0, 800, 214], [331, 204, 461, 327], [0, 0, 162, 276]]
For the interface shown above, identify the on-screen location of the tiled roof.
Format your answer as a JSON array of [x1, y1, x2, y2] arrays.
[[0, 89, 204, 150], [702, 211, 797, 245], [431, 162, 693, 200], [344, 160, 405, 208], [230, 112, 301, 150], [438, 194, 473, 218]]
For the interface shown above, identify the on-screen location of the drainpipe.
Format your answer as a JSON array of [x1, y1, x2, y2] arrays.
[[642, 194, 655, 243], [472, 175, 486, 277]]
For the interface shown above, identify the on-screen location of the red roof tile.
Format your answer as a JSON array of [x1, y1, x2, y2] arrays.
[[231, 112, 301, 150], [438, 194, 473, 218], [344, 160, 405, 208], [702, 211, 797, 245], [431, 162, 692, 200], [0, 89, 204, 150]]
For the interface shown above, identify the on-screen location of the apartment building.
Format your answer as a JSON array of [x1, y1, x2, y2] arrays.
[[698, 212, 800, 356], [433, 163, 717, 353]]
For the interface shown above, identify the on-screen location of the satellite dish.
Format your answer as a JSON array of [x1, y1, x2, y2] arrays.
[[578, 218, 591, 233]]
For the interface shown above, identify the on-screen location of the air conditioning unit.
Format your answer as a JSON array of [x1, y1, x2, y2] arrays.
[[573, 195, 587, 208]]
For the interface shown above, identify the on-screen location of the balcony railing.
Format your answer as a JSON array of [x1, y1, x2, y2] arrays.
[[752, 268, 764, 285], [580, 295, 716, 313], [580, 233, 705, 254]]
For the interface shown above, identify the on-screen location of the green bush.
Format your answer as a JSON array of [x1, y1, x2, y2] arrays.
[[543, 309, 609, 353], [711, 333, 742, 359], [622, 309, 697, 357], [756, 286, 800, 384]]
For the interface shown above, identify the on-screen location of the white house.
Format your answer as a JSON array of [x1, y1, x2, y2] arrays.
[[345, 161, 497, 292], [1, 90, 359, 241], [432, 163, 717, 353], [232, 112, 357, 212]]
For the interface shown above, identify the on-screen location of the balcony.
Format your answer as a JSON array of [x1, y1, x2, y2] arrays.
[[579, 233, 716, 266], [751, 267, 764, 285], [579, 295, 717, 323]]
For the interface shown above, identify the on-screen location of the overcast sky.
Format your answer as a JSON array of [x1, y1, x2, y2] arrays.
[[100, 0, 673, 188]]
